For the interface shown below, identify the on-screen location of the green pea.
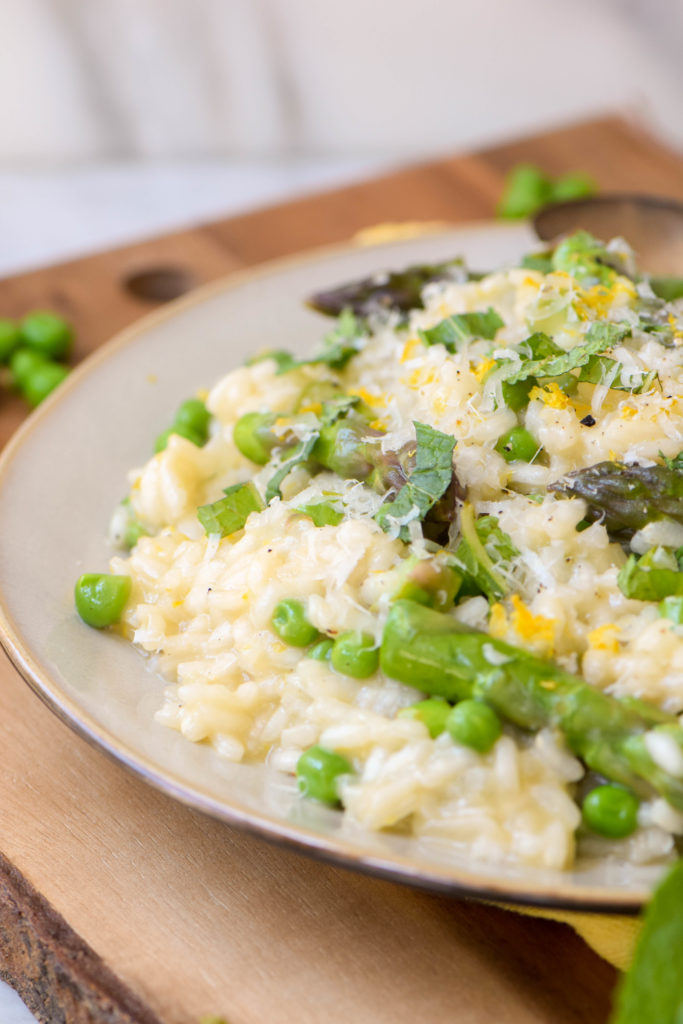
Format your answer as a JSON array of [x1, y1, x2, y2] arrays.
[[10, 347, 47, 389], [154, 423, 205, 453], [495, 426, 540, 463], [307, 638, 334, 661], [446, 699, 502, 753], [296, 745, 352, 804], [124, 520, 148, 548], [271, 599, 319, 647], [496, 164, 552, 220], [74, 573, 132, 628], [233, 411, 277, 465], [331, 631, 379, 678], [0, 319, 20, 363], [660, 596, 683, 625], [174, 398, 211, 442], [582, 784, 639, 839], [20, 310, 73, 360], [399, 697, 450, 738], [550, 171, 597, 204], [22, 360, 70, 407]]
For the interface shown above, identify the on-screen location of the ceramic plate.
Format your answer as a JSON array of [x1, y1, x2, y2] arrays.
[[0, 222, 662, 912]]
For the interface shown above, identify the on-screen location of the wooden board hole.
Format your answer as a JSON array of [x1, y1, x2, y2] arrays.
[[123, 266, 197, 303]]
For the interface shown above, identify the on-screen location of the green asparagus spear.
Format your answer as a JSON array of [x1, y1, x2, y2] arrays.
[[380, 599, 683, 808], [549, 460, 683, 540], [307, 258, 468, 319]]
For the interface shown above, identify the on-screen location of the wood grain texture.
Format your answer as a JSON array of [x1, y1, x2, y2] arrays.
[[1, 114, 681, 1023], [0, 653, 615, 1024]]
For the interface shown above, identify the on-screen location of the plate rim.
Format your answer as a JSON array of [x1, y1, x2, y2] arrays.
[[0, 220, 651, 914]]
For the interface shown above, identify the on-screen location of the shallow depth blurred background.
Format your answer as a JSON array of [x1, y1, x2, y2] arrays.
[[0, 2, 682, 1021], [0, 0, 682, 276]]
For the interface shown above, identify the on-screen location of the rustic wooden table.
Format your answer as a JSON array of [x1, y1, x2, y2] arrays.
[[1, 115, 681, 1024]]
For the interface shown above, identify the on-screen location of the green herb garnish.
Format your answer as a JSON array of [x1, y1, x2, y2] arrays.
[[296, 501, 344, 527], [497, 165, 596, 220], [375, 421, 455, 540], [418, 307, 504, 351], [502, 322, 631, 386], [197, 481, 263, 537], [618, 547, 683, 602]]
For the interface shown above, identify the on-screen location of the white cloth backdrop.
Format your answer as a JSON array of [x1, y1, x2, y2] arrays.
[[0, 0, 681, 163]]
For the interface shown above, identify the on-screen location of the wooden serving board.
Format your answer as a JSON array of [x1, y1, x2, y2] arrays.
[[1, 115, 681, 1024]]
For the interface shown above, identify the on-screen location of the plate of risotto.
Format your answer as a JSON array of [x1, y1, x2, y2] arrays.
[[2, 220, 683, 911]]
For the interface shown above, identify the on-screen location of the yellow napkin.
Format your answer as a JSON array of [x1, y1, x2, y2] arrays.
[[506, 905, 641, 971]]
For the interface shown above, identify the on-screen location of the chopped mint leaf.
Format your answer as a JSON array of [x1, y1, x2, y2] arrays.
[[584, 320, 633, 347], [375, 422, 455, 540], [265, 434, 318, 503], [484, 358, 536, 411], [502, 321, 631, 385], [197, 481, 263, 537], [296, 501, 344, 527], [660, 451, 683, 472], [418, 307, 504, 351], [517, 332, 563, 360], [617, 547, 683, 602]]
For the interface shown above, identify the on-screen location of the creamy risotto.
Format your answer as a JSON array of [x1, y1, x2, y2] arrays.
[[83, 231, 683, 871]]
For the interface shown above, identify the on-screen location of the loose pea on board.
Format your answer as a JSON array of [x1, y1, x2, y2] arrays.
[[20, 310, 73, 361], [22, 360, 70, 408], [5, 309, 74, 406], [0, 319, 20, 363], [10, 347, 49, 389]]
